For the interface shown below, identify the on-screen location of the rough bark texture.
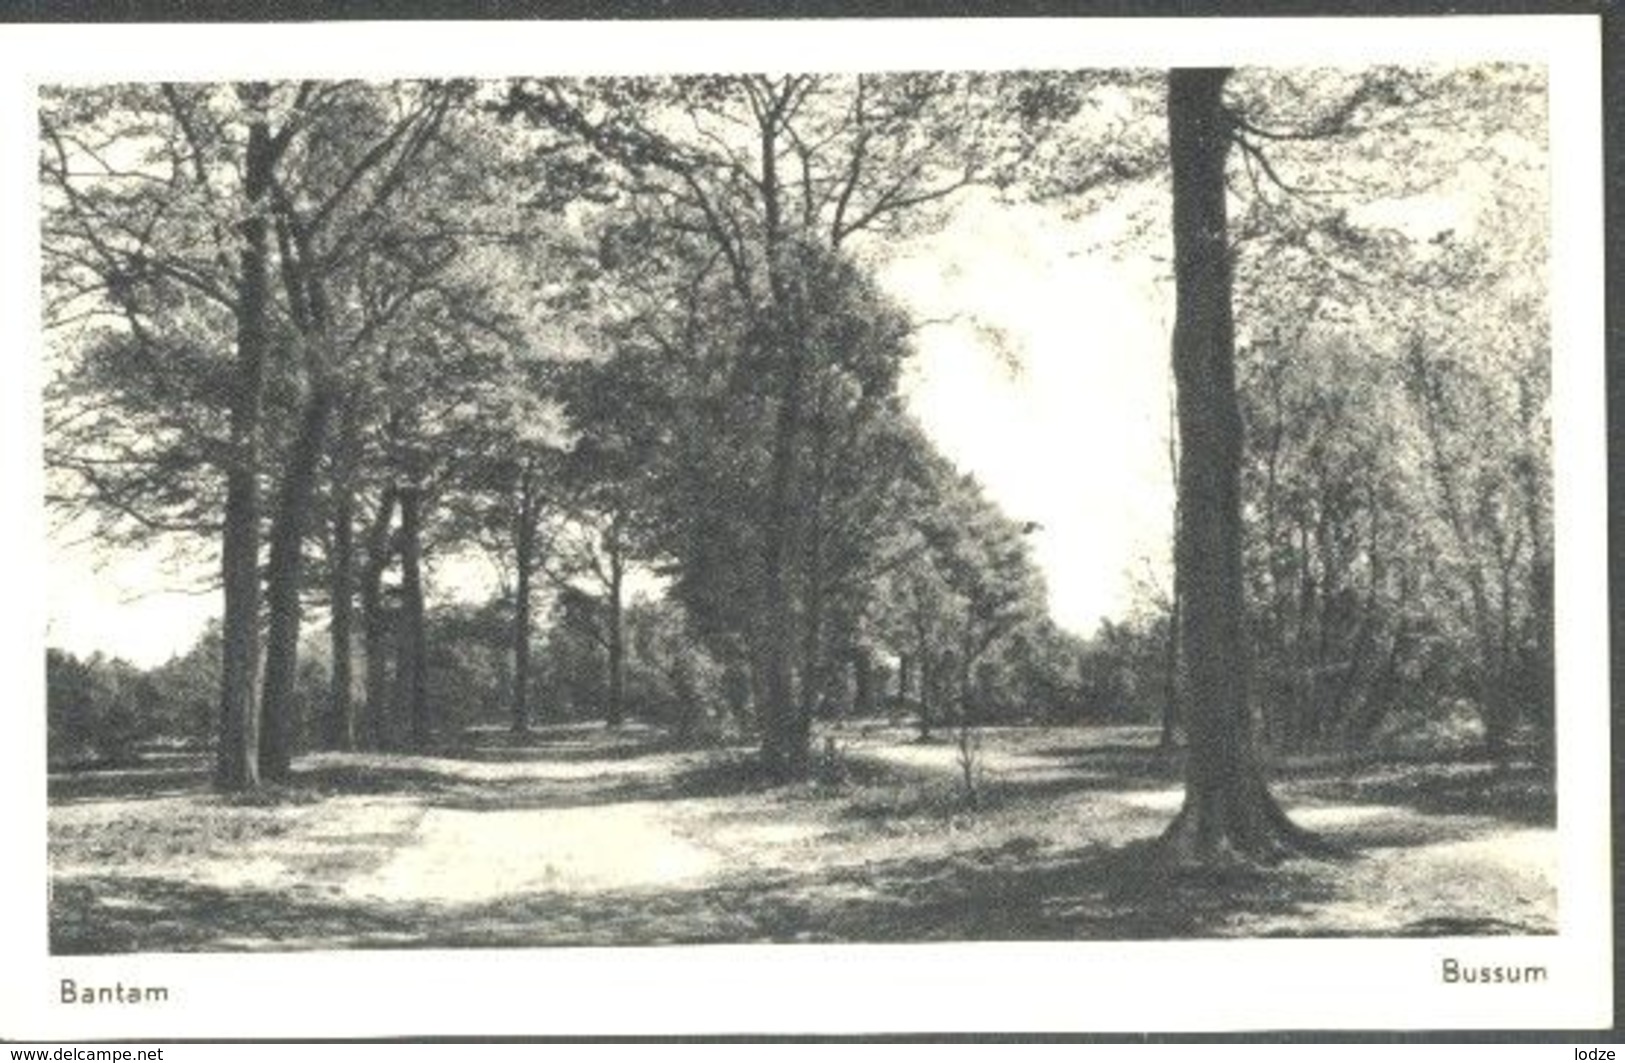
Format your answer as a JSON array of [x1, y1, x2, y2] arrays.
[[215, 97, 272, 793], [1160, 68, 1318, 867], [259, 385, 336, 782]]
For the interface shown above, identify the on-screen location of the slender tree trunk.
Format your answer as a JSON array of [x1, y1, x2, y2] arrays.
[[798, 426, 832, 730], [512, 477, 535, 734], [853, 646, 876, 718], [800, 534, 827, 727], [917, 645, 934, 741], [359, 486, 397, 750], [360, 577, 388, 748], [957, 642, 975, 725], [359, 517, 392, 750], [605, 520, 625, 728], [398, 485, 430, 750], [215, 95, 273, 793], [259, 184, 341, 782], [258, 384, 337, 782], [1160, 68, 1317, 866], [326, 397, 358, 751]]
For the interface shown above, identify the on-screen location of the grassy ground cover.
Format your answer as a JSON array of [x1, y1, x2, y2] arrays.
[[48, 722, 1555, 952]]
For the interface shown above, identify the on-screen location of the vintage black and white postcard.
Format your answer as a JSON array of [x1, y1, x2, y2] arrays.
[[0, 14, 1609, 1038]]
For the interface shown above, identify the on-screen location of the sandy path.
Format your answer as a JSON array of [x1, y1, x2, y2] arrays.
[[342, 801, 720, 903]]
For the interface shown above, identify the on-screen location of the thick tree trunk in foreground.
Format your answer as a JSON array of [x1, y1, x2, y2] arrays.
[[215, 97, 273, 793], [259, 385, 336, 782], [1160, 68, 1318, 866]]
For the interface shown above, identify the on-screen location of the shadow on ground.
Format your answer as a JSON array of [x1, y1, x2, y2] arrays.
[[48, 723, 1557, 952], [51, 836, 1349, 954], [1291, 762, 1555, 826], [49, 755, 213, 805]]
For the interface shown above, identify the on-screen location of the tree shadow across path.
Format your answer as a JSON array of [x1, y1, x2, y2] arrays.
[[51, 837, 1343, 953], [47, 723, 1558, 952]]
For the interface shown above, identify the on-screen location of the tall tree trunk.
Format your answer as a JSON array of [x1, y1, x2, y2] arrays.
[[258, 384, 337, 782], [215, 93, 272, 793], [1160, 68, 1317, 866], [325, 396, 358, 751], [798, 429, 831, 728], [512, 471, 536, 734], [760, 344, 807, 776], [799, 535, 828, 727], [359, 489, 396, 750], [759, 344, 808, 775], [957, 642, 975, 726], [1160, 386, 1183, 752], [259, 186, 340, 782], [398, 485, 430, 749], [853, 645, 876, 718], [361, 582, 389, 748], [605, 519, 626, 728], [756, 108, 812, 782]]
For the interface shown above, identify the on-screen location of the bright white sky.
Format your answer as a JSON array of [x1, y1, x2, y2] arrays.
[[45, 184, 1182, 667], [881, 188, 1176, 635]]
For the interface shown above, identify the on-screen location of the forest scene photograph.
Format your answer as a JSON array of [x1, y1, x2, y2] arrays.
[[38, 58, 1564, 957]]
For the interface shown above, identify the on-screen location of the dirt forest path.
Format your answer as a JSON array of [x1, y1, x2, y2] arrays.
[[48, 724, 1557, 952]]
